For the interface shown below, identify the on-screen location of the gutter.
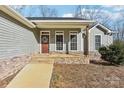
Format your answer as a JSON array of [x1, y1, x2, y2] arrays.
[[30, 20, 95, 23], [0, 5, 36, 28]]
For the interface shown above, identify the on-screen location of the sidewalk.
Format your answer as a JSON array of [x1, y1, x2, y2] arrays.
[[6, 60, 54, 88]]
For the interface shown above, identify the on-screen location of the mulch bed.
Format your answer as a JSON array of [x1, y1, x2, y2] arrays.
[[50, 61, 124, 88]]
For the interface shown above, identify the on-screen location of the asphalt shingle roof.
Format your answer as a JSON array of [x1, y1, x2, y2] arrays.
[[26, 17, 87, 20]]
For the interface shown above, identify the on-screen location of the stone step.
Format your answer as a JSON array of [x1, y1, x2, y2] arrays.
[[30, 59, 53, 62], [32, 56, 80, 59]]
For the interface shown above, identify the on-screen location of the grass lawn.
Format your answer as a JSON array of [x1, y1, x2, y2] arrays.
[[50, 62, 124, 88]]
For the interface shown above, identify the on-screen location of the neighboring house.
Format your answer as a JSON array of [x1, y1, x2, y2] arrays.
[[0, 6, 113, 59]]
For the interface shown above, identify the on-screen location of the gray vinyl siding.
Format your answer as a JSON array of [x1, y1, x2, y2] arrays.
[[78, 30, 84, 52], [64, 30, 69, 52], [49, 30, 55, 52], [0, 12, 39, 59], [89, 27, 113, 52]]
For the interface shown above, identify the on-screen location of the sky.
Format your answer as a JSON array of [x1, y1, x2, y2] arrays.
[[48, 5, 77, 17], [11, 5, 124, 29], [12, 5, 124, 18], [13, 5, 77, 17]]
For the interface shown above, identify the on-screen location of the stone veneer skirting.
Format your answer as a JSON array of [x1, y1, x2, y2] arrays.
[[0, 55, 32, 81], [48, 52, 90, 64], [49, 51, 101, 60], [54, 56, 89, 64]]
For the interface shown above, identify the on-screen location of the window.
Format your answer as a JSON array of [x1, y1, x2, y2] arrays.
[[41, 32, 49, 35], [70, 32, 77, 50], [95, 35, 101, 50], [55, 32, 64, 51]]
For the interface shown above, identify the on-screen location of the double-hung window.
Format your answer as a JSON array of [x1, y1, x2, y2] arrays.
[[70, 32, 77, 50], [95, 35, 101, 50], [55, 31, 64, 51]]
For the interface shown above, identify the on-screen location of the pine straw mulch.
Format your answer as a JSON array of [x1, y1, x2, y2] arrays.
[[50, 60, 124, 88]]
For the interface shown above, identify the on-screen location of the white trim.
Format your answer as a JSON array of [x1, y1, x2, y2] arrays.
[[87, 29, 90, 52], [69, 31, 78, 52], [0, 6, 35, 28], [40, 31, 50, 35], [94, 34, 102, 50], [30, 20, 95, 23], [40, 31, 50, 54], [55, 31, 64, 52]]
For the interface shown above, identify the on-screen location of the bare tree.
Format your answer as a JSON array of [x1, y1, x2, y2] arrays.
[[74, 5, 124, 41], [112, 20, 124, 41], [118, 13, 124, 40], [118, 24, 124, 40], [10, 5, 26, 14], [112, 23, 120, 40], [38, 5, 58, 17], [74, 5, 111, 26], [11, 5, 58, 17]]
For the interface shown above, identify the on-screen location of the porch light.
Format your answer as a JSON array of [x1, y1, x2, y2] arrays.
[[82, 32, 86, 38]]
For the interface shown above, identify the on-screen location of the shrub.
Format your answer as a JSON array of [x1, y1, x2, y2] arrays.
[[99, 40, 124, 65]]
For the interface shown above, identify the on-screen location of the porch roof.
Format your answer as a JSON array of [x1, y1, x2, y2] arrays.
[[27, 17, 95, 29], [27, 17, 87, 20]]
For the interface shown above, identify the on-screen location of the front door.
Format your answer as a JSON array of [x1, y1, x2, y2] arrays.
[[41, 35, 49, 53]]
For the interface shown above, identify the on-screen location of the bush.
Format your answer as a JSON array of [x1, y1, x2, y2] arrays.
[[99, 40, 124, 65]]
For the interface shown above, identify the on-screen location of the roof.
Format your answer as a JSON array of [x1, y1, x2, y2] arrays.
[[0, 6, 35, 28], [27, 17, 87, 20], [27, 17, 95, 24], [0, 6, 95, 29], [27, 17, 95, 28], [89, 23, 113, 33]]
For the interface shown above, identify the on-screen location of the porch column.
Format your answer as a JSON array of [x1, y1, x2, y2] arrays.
[[84, 25, 89, 55], [82, 25, 90, 64]]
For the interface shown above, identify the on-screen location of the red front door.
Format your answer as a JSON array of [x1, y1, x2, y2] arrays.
[[41, 35, 49, 53]]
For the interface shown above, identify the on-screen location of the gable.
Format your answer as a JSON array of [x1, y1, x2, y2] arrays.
[[89, 26, 105, 35], [96, 25, 108, 34], [89, 23, 112, 34]]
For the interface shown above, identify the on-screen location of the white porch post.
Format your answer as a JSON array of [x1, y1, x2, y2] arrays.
[[84, 25, 89, 55], [81, 26, 90, 64]]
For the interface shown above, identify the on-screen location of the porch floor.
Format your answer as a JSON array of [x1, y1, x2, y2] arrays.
[[33, 53, 81, 58], [31, 53, 89, 64]]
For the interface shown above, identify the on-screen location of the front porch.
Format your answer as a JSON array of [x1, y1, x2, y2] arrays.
[[39, 29, 84, 54], [30, 18, 94, 55]]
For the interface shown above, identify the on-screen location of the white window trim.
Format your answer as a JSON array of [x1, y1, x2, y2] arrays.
[[95, 34, 102, 50], [40, 31, 50, 54], [69, 31, 78, 52], [55, 31, 64, 52]]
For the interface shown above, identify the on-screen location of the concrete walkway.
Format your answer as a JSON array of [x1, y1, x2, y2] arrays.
[[6, 59, 54, 88]]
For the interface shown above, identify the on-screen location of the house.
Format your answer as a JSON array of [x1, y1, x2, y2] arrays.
[[89, 23, 113, 55], [0, 5, 113, 59]]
